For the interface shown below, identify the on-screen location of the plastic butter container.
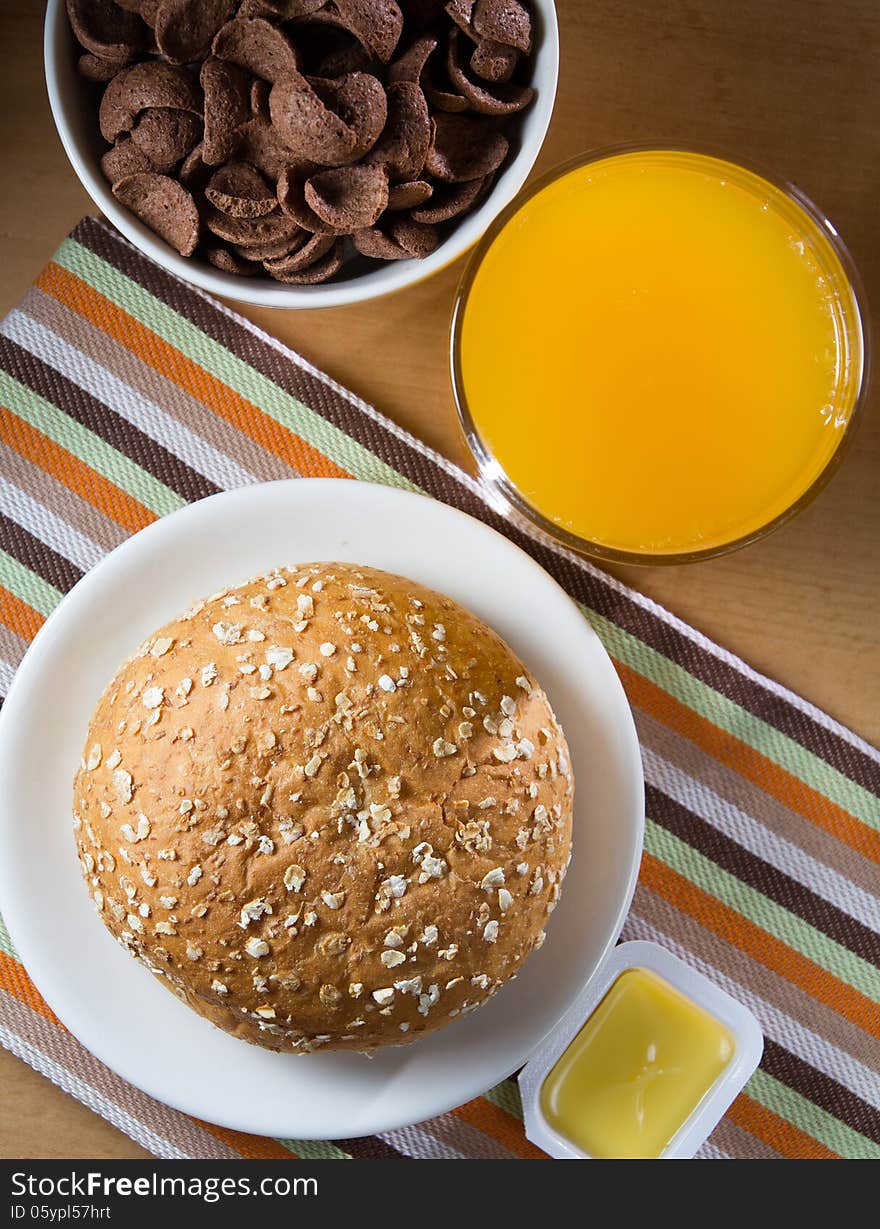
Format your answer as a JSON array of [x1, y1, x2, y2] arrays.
[[519, 941, 763, 1159]]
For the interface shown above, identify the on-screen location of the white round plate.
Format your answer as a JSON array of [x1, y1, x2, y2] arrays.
[[0, 480, 643, 1139]]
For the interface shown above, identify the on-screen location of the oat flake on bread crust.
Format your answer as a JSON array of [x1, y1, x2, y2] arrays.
[[73, 563, 573, 1053]]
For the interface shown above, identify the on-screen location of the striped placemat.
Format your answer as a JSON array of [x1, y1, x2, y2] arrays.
[[0, 217, 878, 1161]]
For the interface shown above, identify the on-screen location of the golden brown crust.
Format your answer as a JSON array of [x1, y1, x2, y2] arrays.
[[73, 563, 573, 1052]]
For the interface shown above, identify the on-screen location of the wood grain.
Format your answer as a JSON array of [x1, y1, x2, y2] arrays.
[[0, 0, 877, 1160]]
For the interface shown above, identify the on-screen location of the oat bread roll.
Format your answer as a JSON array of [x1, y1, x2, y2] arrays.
[[73, 563, 573, 1053]]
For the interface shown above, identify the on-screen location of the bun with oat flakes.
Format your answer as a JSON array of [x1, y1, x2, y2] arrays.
[[72, 562, 573, 1053]]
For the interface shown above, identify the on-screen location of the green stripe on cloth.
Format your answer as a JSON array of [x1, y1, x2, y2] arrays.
[[645, 819, 880, 1003], [277, 1138, 351, 1160], [0, 913, 17, 961], [588, 606, 880, 832], [56, 239, 419, 494], [0, 549, 63, 618], [483, 1081, 524, 1121], [0, 371, 184, 518], [747, 1068, 880, 1159]]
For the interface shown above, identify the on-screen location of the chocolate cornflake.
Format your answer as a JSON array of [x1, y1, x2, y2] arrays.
[[200, 58, 250, 164], [129, 107, 203, 171], [263, 229, 336, 274], [425, 112, 509, 181], [305, 163, 390, 230], [67, 0, 146, 64], [268, 238, 346, 282], [155, 0, 238, 64], [386, 179, 433, 210], [78, 52, 123, 82], [203, 202, 303, 246], [409, 172, 491, 222], [100, 137, 153, 184], [208, 244, 262, 274], [212, 15, 302, 82], [205, 160, 278, 216], [98, 61, 202, 143], [112, 172, 200, 256], [365, 81, 431, 180]]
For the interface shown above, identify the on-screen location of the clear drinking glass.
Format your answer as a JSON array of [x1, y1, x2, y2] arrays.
[[450, 145, 870, 565]]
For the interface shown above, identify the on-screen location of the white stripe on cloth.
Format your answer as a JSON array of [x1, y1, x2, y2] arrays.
[[1, 311, 258, 494], [624, 912, 880, 1112], [642, 743, 880, 931], [0, 475, 105, 573], [0, 658, 17, 695], [379, 1123, 476, 1160], [382, 1114, 516, 1160], [0, 1022, 191, 1159], [695, 1140, 731, 1159]]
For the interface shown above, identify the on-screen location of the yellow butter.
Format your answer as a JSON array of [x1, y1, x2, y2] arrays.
[[540, 967, 735, 1158]]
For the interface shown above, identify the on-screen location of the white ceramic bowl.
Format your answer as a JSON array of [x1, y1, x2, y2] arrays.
[[44, 1, 559, 309], [0, 480, 643, 1138]]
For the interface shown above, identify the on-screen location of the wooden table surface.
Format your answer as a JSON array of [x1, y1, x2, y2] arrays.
[[0, 0, 877, 1160]]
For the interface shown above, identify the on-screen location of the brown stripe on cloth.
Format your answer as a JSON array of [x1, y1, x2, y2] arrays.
[[0, 439, 129, 556], [71, 215, 880, 795], [636, 708, 880, 904], [331, 1135, 409, 1160], [761, 1038, 880, 1145], [645, 782, 880, 963], [0, 334, 219, 506], [0, 511, 82, 594], [19, 288, 301, 487], [0, 620, 27, 674]]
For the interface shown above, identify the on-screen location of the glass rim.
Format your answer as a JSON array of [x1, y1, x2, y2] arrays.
[[449, 141, 873, 567]]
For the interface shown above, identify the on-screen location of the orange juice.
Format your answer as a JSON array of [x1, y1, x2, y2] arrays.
[[455, 150, 865, 559]]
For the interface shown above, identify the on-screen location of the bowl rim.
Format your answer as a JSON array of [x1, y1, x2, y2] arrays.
[[449, 141, 873, 566], [43, 0, 560, 310]]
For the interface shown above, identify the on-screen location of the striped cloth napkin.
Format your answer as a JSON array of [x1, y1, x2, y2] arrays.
[[0, 218, 877, 1161]]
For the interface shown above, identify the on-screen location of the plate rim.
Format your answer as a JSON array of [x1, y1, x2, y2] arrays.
[[0, 479, 644, 1138]]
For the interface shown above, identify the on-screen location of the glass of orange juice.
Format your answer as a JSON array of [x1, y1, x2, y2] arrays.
[[451, 146, 869, 564]]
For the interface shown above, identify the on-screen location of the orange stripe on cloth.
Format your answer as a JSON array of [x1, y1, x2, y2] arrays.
[[37, 263, 352, 481], [0, 950, 62, 1028], [727, 1091, 839, 1160], [641, 852, 880, 1039], [0, 406, 156, 536], [194, 1119, 298, 1160], [617, 660, 880, 866], [0, 584, 45, 643], [452, 1097, 547, 1159]]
